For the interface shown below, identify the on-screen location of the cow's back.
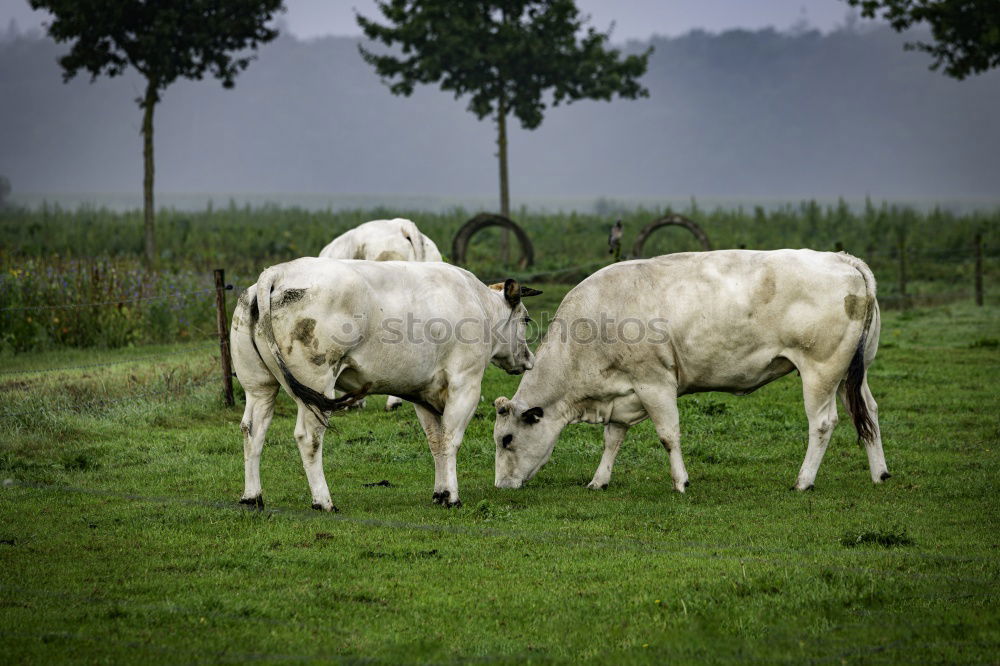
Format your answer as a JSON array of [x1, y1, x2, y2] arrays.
[[543, 250, 872, 395]]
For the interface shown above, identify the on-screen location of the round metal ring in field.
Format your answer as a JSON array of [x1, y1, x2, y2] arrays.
[[631, 214, 712, 258], [452, 213, 535, 269]]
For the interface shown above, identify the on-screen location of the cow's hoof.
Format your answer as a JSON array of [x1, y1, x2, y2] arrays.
[[385, 400, 403, 411], [432, 490, 449, 505], [585, 481, 608, 490], [684, 480, 690, 488], [445, 499, 463, 509], [239, 496, 264, 510], [311, 502, 339, 513], [879, 471, 892, 482]]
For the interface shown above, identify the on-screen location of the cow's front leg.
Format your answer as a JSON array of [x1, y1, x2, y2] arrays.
[[635, 384, 688, 492], [413, 404, 447, 504], [293, 405, 336, 511], [587, 423, 628, 489], [432, 380, 481, 508]]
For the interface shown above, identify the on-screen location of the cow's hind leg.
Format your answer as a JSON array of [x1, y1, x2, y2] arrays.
[[838, 374, 889, 484], [240, 385, 278, 509], [794, 372, 840, 491], [294, 405, 337, 511], [587, 423, 629, 490]]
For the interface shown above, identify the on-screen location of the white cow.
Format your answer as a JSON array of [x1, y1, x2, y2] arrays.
[[319, 217, 443, 410], [319, 217, 443, 263], [231, 258, 540, 510], [493, 250, 888, 493]]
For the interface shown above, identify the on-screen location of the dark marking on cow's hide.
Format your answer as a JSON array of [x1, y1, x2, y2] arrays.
[[249, 297, 259, 327], [309, 353, 326, 366], [501, 434, 513, 449], [754, 269, 777, 306], [240, 420, 252, 438], [311, 431, 322, 456], [375, 250, 406, 261], [240, 496, 264, 510], [278, 288, 307, 308], [291, 318, 317, 348], [659, 437, 672, 452], [844, 294, 865, 320]]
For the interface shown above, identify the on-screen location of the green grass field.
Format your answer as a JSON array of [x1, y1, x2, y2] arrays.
[[2, 291, 998, 664]]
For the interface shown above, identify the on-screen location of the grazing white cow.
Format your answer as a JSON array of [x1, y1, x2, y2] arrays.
[[319, 217, 443, 410], [494, 250, 888, 493], [319, 217, 443, 263], [230, 258, 540, 510]]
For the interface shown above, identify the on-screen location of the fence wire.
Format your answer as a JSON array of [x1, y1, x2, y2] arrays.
[[0, 285, 232, 312]]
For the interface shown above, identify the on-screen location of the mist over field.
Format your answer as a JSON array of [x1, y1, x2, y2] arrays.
[[1, 24, 998, 209]]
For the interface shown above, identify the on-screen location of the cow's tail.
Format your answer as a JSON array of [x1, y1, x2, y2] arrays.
[[256, 267, 367, 424], [839, 253, 878, 446]]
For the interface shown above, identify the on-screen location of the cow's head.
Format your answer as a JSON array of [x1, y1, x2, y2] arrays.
[[493, 396, 563, 488], [488, 279, 540, 375]]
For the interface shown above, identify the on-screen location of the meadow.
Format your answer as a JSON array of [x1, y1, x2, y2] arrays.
[[1, 203, 999, 663]]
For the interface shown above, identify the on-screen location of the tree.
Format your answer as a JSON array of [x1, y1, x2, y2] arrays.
[[30, 0, 283, 265], [357, 0, 651, 222], [845, 0, 1000, 79]]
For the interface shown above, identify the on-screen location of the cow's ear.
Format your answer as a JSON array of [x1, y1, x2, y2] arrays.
[[503, 279, 521, 308], [494, 396, 513, 416], [487, 282, 504, 292], [519, 286, 543, 298], [522, 407, 544, 424]]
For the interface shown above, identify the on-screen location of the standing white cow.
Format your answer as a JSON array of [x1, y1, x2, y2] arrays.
[[493, 250, 888, 493], [319, 217, 443, 410], [231, 258, 540, 510]]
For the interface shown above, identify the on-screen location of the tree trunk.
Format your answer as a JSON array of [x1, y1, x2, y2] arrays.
[[497, 96, 510, 264], [142, 80, 157, 267]]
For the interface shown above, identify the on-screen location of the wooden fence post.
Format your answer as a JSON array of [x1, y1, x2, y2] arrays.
[[974, 233, 984, 307], [214, 269, 235, 407]]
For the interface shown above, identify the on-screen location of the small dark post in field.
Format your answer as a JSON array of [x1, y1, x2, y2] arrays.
[[974, 233, 984, 306], [897, 228, 909, 308], [214, 269, 234, 407]]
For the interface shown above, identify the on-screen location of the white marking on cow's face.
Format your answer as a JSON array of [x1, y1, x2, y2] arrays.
[[493, 397, 560, 487]]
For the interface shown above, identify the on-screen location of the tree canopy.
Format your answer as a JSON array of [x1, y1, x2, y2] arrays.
[[846, 0, 1000, 79], [358, 0, 651, 130], [31, 0, 283, 103]]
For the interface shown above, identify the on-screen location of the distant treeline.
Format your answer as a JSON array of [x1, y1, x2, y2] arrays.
[[1, 26, 998, 200]]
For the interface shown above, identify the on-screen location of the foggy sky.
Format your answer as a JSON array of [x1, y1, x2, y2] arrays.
[[3, 0, 864, 41]]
